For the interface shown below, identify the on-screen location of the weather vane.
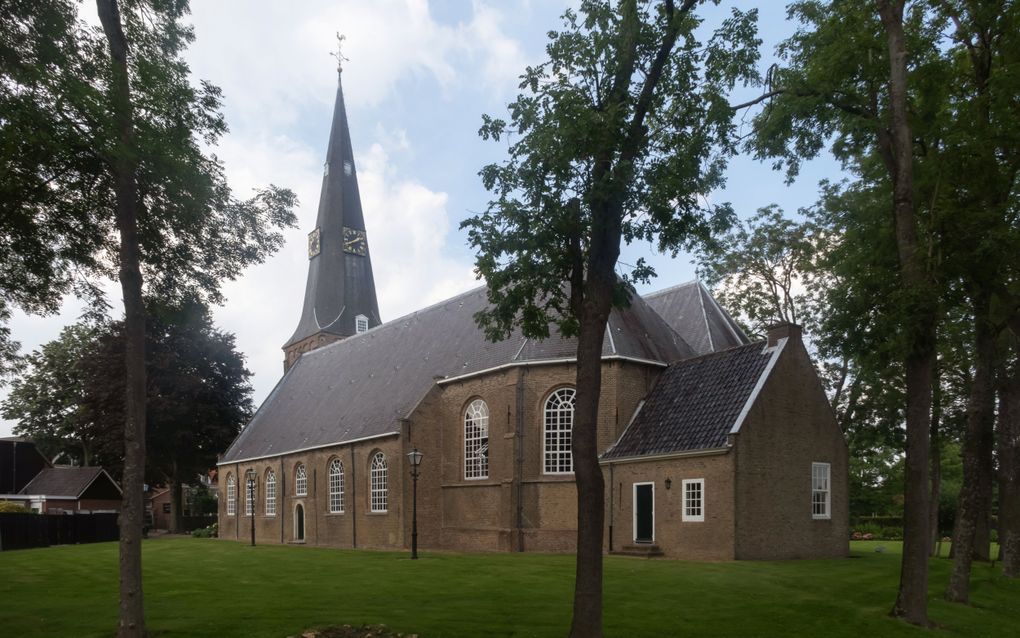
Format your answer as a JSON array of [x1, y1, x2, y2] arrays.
[[331, 32, 349, 73]]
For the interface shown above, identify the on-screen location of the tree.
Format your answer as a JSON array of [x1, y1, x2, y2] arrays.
[[97, 300, 253, 533], [3, 300, 252, 533], [743, 0, 941, 624], [695, 205, 815, 338], [462, 2, 759, 634], [1, 2, 296, 634], [2, 322, 122, 468]]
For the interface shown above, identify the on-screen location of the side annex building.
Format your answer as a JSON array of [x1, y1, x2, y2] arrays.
[[217, 72, 848, 561]]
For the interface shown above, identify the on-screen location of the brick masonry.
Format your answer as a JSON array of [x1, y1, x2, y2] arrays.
[[219, 336, 849, 560]]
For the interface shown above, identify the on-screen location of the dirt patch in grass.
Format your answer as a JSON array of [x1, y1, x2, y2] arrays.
[[292, 625, 417, 638]]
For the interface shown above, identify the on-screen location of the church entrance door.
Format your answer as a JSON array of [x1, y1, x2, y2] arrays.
[[633, 483, 654, 543], [295, 504, 305, 541]]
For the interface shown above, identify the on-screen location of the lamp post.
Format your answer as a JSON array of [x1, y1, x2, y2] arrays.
[[247, 474, 256, 547], [407, 448, 423, 559]]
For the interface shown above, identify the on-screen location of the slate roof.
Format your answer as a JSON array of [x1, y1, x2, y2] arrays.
[[643, 281, 748, 355], [602, 340, 778, 460], [285, 74, 381, 347], [20, 467, 114, 498], [221, 285, 695, 464]]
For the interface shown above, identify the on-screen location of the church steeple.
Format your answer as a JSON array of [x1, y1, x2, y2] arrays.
[[283, 70, 381, 371]]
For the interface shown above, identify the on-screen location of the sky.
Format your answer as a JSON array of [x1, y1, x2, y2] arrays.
[[0, 0, 840, 438]]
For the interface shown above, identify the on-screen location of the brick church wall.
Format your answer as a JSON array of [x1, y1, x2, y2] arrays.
[[732, 337, 850, 559], [604, 453, 736, 560]]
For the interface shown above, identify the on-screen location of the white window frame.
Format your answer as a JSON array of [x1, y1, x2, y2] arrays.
[[812, 462, 831, 520], [226, 474, 236, 516], [370, 452, 388, 513], [632, 481, 655, 543], [265, 470, 276, 516], [682, 478, 705, 522], [355, 314, 369, 334], [328, 458, 345, 514], [543, 387, 575, 474], [464, 399, 490, 480], [295, 463, 307, 496]]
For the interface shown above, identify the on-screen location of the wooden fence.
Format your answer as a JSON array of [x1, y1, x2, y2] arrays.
[[0, 512, 119, 551]]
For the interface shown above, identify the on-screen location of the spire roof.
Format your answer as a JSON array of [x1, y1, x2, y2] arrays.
[[285, 74, 381, 349]]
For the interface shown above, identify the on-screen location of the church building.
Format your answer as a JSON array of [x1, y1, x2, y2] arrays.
[[217, 72, 848, 561]]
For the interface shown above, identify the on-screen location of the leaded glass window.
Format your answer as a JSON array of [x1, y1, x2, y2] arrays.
[[465, 399, 489, 479], [329, 459, 345, 513], [370, 453, 387, 512], [544, 388, 575, 474]]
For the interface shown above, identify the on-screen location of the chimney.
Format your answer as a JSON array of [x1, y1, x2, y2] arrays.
[[766, 322, 802, 347]]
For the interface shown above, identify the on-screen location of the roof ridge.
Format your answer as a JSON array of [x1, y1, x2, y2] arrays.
[[641, 279, 699, 299], [301, 284, 487, 361]]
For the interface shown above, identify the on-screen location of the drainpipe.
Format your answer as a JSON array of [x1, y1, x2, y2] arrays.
[[515, 367, 526, 552], [608, 463, 614, 552], [350, 447, 357, 549], [313, 467, 318, 543], [235, 462, 240, 540], [280, 458, 285, 544]]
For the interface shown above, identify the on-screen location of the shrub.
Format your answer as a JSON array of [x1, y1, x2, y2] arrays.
[[853, 522, 883, 538], [0, 501, 34, 514], [880, 527, 903, 540], [193, 522, 218, 538]]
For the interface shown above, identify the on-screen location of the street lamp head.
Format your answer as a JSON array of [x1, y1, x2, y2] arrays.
[[407, 448, 424, 468]]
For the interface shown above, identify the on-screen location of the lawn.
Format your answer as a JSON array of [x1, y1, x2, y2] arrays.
[[0, 539, 1016, 637]]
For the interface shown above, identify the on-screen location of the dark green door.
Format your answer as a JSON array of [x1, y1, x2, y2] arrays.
[[635, 484, 653, 543], [296, 504, 305, 540]]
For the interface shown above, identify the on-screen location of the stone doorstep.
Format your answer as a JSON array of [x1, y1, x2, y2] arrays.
[[611, 543, 665, 558]]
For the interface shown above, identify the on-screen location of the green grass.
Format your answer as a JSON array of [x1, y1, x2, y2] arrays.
[[0, 539, 1016, 637]]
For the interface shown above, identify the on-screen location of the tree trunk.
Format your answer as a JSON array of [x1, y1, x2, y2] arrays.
[[998, 348, 1020, 578], [97, 1, 147, 635], [569, 303, 610, 638], [930, 360, 942, 556], [946, 293, 997, 602], [878, 1, 934, 626]]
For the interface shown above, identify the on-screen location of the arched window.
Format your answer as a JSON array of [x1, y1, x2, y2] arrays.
[[465, 399, 489, 479], [295, 463, 307, 496], [244, 470, 256, 515], [265, 469, 276, 516], [328, 459, 345, 513], [226, 474, 236, 515], [370, 452, 387, 512], [355, 314, 369, 334], [544, 387, 575, 474]]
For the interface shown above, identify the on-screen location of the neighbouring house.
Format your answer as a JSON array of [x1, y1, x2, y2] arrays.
[[15, 466, 121, 514], [216, 70, 849, 559]]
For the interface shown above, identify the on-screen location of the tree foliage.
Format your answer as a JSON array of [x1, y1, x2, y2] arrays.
[[464, 2, 760, 635], [0, 0, 297, 366], [2, 299, 252, 487]]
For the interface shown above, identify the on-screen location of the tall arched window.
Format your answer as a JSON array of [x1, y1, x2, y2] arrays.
[[370, 452, 387, 512], [544, 387, 575, 474], [244, 470, 256, 515], [295, 463, 307, 496], [265, 469, 276, 516], [226, 474, 236, 515], [328, 458, 345, 513], [465, 399, 489, 479]]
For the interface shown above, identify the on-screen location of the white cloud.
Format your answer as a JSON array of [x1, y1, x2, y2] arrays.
[[358, 139, 478, 320]]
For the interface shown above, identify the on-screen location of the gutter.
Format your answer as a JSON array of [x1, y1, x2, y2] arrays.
[[437, 354, 667, 387], [218, 431, 400, 466], [599, 445, 731, 466]]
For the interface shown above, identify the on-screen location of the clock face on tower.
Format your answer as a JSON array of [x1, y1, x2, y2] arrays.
[[307, 227, 321, 258], [343, 227, 367, 256]]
